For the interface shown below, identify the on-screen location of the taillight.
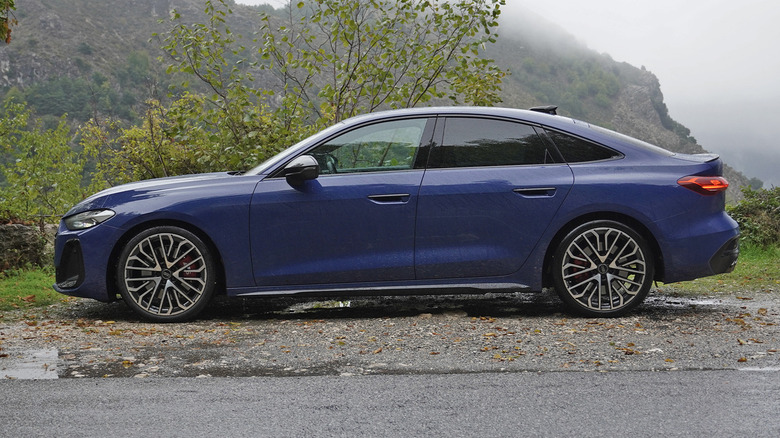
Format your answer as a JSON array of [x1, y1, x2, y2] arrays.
[[678, 176, 729, 195]]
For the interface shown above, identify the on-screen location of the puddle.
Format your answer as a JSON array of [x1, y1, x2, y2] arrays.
[[1, 348, 59, 380], [645, 295, 726, 308]]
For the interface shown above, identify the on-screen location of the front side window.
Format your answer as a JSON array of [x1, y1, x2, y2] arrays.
[[429, 117, 556, 168], [307, 118, 428, 175]]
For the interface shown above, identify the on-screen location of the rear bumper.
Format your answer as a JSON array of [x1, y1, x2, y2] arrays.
[[656, 211, 739, 283]]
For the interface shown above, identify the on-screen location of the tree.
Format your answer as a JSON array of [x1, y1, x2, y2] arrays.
[[260, 0, 506, 123], [157, 0, 289, 170]]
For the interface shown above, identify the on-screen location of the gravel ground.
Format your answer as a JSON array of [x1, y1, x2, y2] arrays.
[[1, 288, 779, 378]]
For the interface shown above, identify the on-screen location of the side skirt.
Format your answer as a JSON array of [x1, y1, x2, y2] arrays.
[[229, 282, 532, 298]]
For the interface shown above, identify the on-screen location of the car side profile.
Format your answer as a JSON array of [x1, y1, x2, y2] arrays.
[[54, 106, 739, 321]]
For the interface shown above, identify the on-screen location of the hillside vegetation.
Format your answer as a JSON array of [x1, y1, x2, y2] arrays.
[[0, 0, 752, 218]]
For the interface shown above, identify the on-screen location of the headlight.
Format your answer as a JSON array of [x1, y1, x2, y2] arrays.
[[64, 209, 115, 231]]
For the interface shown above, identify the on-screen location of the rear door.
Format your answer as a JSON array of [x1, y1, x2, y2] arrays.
[[415, 116, 574, 279]]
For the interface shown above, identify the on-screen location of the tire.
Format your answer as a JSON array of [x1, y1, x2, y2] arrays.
[[117, 226, 217, 322], [552, 220, 654, 317]]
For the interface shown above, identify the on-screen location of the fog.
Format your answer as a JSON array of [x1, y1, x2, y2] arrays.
[[240, 0, 780, 186], [510, 0, 780, 187]]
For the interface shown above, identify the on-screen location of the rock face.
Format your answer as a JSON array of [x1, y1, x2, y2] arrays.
[[0, 224, 49, 271]]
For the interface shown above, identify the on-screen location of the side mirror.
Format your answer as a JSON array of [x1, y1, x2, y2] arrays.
[[283, 155, 320, 184]]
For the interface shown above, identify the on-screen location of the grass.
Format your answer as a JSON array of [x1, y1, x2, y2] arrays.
[[0, 268, 70, 313], [660, 245, 780, 296]]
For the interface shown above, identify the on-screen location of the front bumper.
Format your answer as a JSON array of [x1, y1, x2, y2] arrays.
[[53, 222, 120, 302]]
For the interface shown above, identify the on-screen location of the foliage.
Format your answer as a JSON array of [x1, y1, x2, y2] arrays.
[[0, 101, 84, 222], [20, 52, 160, 123], [727, 186, 780, 249], [155, 0, 294, 171], [1, 0, 15, 44], [259, 0, 506, 123], [81, 95, 286, 191]]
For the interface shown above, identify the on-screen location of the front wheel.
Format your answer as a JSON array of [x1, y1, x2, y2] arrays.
[[117, 226, 217, 322], [552, 220, 654, 317]]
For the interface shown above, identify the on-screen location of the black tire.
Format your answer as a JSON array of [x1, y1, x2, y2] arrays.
[[552, 220, 654, 317], [117, 226, 217, 322]]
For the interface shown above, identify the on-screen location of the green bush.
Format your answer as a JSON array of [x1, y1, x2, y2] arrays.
[[728, 186, 780, 249]]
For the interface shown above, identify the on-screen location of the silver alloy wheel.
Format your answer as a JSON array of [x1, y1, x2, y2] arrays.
[[121, 231, 209, 318], [559, 225, 648, 312]]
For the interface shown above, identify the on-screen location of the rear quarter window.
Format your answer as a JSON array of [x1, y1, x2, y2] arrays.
[[545, 130, 623, 163]]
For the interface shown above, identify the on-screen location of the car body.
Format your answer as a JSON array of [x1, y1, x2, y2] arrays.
[[53, 106, 739, 321]]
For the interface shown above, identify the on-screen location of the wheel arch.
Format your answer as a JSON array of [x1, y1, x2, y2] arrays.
[[107, 219, 227, 299], [541, 212, 664, 287]]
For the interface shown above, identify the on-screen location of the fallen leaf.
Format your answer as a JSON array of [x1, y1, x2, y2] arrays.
[[737, 357, 748, 363]]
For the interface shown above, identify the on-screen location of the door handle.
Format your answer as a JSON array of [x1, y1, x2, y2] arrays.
[[368, 193, 411, 204], [513, 187, 557, 198]]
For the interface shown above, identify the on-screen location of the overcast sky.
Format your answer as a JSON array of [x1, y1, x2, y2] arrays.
[[237, 0, 780, 186]]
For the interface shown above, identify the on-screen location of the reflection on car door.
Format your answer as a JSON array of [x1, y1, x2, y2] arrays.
[[250, 118, 433, 287], [415, 117, 574, 279]]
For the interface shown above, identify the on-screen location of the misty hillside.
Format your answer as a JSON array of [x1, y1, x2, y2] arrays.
[[0, 0, 750, 197]]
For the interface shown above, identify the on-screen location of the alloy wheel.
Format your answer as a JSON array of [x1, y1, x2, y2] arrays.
[[556, 222, 652, 315], [119, 228, 214, 321]]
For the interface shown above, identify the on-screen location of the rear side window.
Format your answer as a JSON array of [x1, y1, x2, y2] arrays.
[[430, 117, 556, 168], [545, 130, 622, 163]]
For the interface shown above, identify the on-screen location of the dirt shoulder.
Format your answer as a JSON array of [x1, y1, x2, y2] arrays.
[[1, 288, 779, 378]]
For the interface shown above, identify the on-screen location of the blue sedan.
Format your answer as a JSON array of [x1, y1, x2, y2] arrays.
[[54, 107, 739, 321]]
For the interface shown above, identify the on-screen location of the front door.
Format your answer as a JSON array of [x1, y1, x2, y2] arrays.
[[250, 117, 434, 286]]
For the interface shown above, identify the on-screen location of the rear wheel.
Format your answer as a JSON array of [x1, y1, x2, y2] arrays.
[[552, 220, 654, 317], [117, 226, 216, 322]]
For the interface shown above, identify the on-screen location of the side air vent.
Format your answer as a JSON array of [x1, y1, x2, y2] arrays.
[[56, 240, 85, 289]]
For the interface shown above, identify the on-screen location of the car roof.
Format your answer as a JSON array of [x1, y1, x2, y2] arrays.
[[345, 106, 564, 124]]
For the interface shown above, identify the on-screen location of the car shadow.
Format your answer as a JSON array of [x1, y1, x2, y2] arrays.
[[201, 291, 568, 322], [52, 289, 730, 323]]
